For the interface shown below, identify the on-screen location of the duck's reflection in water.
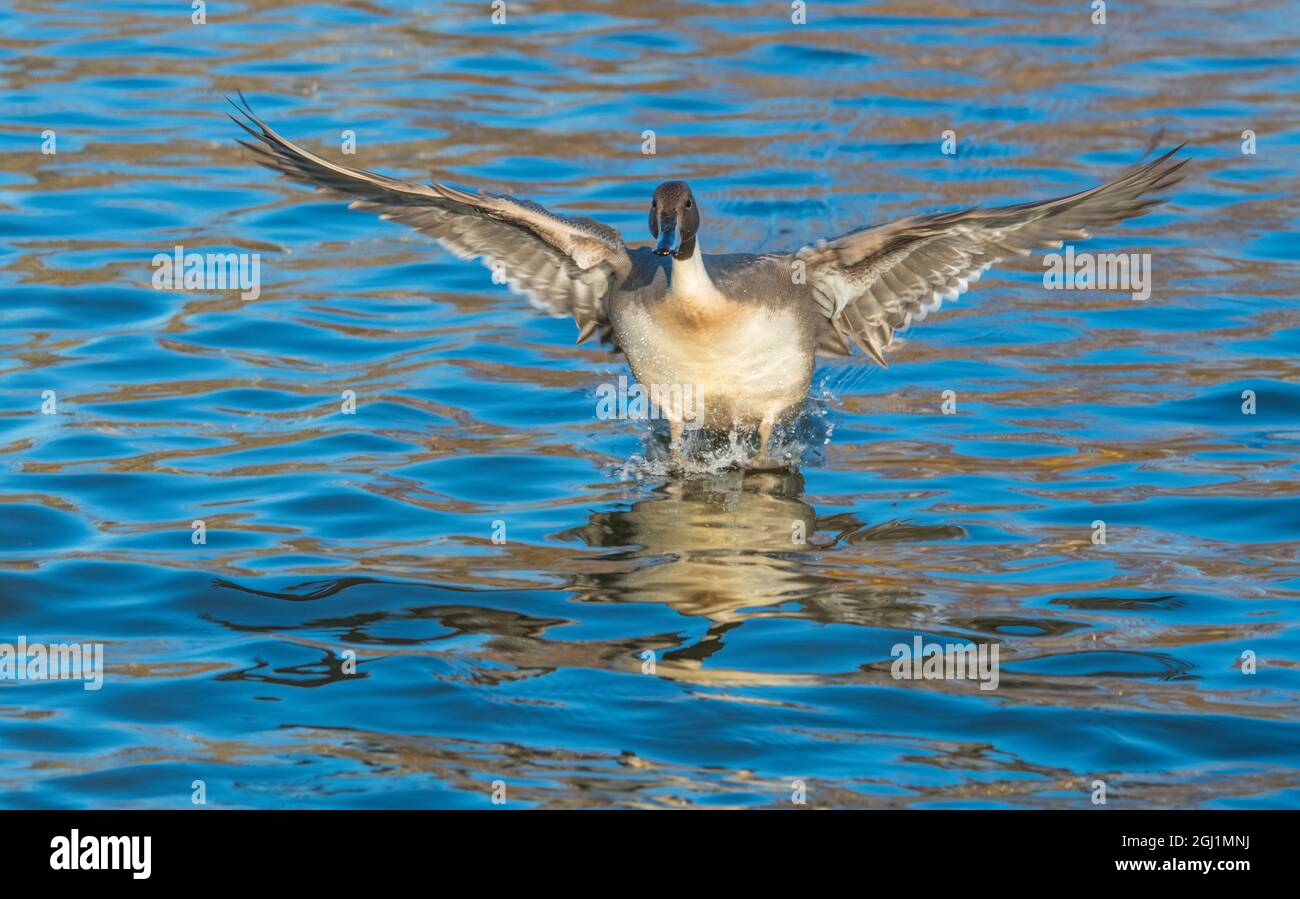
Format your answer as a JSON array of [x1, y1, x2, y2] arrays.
[[211, 470, 966, 685], [561, 470, 829, 623], [557, 470, 966, 650]]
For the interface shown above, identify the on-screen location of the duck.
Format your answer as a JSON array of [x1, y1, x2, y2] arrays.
[[229, 94, 1186, 466]]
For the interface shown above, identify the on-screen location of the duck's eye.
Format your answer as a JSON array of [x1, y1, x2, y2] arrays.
[[685, 199, 693, 209]]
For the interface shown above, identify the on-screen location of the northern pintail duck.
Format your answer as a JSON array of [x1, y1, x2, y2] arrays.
[[230, 96, 1186, 465]]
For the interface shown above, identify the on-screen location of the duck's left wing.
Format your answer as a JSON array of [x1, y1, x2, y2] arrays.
[[229, 94, 630, 344], [794, 146, 1188, 366]]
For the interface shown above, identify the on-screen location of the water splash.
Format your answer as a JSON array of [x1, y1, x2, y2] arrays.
[[616, 371, 844, 481]]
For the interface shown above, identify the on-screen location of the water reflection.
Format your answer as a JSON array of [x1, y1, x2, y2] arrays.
[[559, 470, 965, 625], [209, 471, 974, 689]]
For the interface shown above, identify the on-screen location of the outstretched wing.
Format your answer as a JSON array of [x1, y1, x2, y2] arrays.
[[794, 146, 1189, 365], [228, 93, 631, 344]]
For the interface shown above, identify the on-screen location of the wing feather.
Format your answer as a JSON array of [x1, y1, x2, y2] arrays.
[[229, 93, 631, 345], [794, 146, 1188, 364]]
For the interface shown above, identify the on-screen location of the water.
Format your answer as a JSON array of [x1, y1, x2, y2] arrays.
[[1, 0, 1298, 809]]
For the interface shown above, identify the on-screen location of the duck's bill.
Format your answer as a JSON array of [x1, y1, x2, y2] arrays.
[[654, 225, 678, 257]]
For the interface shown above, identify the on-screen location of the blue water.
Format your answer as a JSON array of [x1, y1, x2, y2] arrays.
[[1, 0, 1298, 808]]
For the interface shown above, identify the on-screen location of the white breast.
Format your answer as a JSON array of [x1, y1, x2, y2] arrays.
[[617, 303, 812, 429]]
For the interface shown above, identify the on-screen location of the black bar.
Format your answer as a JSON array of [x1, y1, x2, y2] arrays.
[[2, 809, 1283, 884]]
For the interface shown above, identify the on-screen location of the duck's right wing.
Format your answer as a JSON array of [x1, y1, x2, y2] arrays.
[[229, 94, 631, 344]]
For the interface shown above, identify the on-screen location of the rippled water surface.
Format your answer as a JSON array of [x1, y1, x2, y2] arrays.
[[1, 0, 1298, 808]]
